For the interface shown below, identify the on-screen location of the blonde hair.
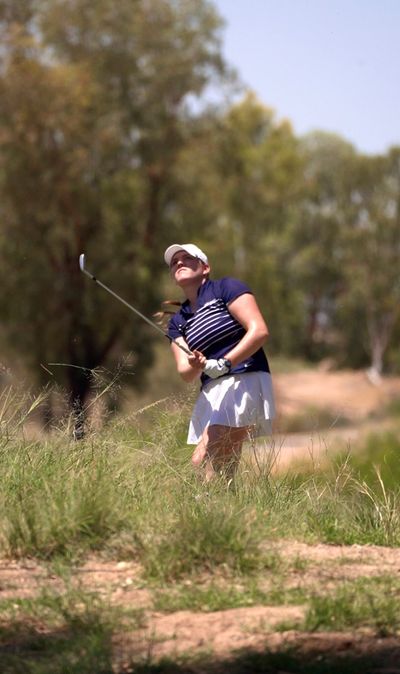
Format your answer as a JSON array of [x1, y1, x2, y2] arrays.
[[153, 300, 182, 329]]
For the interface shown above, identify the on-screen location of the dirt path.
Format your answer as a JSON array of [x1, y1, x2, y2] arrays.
[[2, 542, 400, 668], [254, 368, 400, 473], [273, 368, 400, 420]]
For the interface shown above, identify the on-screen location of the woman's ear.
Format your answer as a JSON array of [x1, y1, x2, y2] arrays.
[[202, 263, 211, 278]]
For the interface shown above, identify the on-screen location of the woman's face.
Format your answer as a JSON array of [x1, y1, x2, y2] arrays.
[[170, 251, 209, 286]]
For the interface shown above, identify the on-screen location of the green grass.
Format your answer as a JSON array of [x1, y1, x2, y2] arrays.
[[0, 585, 144, 674], [348, 431, 400, 490], [153, 580, 268, 612], [304, 575, 400, 635], [141, 500, 263, 581], [1, 387, 400, 556], [3, 575, 399, 673], [375, 394, 400, 420], [2, 384, 400, 671], [1, 389, 400, 564]]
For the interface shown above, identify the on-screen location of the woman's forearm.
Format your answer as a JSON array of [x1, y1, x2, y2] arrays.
[[171, 341, 202, 382], [224, 324, 268, 367], [178, 364, 202, 383]]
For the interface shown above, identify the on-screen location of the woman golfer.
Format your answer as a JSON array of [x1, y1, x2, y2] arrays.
[[164, 243, 275, 481]]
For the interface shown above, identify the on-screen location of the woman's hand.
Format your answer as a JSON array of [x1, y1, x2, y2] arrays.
[[188, 349, 206, 371], [171, 341, 205, 382]]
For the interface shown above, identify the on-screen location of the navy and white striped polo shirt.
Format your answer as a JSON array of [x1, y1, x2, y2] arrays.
[[168, 277, 270, 386]]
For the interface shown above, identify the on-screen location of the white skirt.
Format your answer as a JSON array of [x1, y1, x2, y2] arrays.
[[187, 371, 275, 444]]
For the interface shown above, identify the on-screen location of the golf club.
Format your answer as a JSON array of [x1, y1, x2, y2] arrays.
[[79, 254, 192, 356]]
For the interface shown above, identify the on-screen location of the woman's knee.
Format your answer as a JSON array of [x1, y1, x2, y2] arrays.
[[191, 429, 224, 468], [191, 442, 206, 468]]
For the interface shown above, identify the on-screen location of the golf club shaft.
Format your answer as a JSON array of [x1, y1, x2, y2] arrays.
[[79, 255, 192, 356]]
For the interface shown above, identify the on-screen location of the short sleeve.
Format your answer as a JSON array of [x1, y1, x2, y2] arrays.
[[218, 277, 252, 305], [167, 313, 183, 340]]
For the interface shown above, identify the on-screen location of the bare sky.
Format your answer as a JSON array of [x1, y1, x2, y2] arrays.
[[213, 0, 400, 154]]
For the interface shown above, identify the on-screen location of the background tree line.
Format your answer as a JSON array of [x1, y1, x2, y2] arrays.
[[0, 0, 399, 425]]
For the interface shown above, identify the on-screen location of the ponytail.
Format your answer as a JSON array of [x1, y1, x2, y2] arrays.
[[153, 300, 182, 329]]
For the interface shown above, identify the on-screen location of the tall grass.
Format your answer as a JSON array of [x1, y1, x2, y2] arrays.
[[348, 431, 400, 490], [1, 385, 400, 569]]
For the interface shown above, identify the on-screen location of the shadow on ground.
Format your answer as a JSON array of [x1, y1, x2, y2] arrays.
[[133, 634, 400, 674], [2, 628, 400, 674]]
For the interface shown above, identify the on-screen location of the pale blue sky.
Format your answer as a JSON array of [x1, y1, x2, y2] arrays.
[[212, 0, 400, 154]]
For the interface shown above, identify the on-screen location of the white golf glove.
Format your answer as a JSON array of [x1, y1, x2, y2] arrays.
[[203, 358, 231, 379]]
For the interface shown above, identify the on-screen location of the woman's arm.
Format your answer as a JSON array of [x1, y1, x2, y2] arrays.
[[171, 293, 268, 381], [171, 338, 205, 383], [223, 293, 269, 366]]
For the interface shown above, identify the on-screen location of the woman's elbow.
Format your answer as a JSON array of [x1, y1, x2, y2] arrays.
[[180, 371, 194, 383], [257, 324, 269, 346], [177, 365, 198, 383]]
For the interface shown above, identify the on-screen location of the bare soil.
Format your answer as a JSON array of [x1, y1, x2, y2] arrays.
[[274, 367, 400, 420], [2, 544, 400, 670], [265, 368, 400, 473]]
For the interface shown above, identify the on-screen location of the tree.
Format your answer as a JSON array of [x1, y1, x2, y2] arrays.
[[287, 132, 357, 359], [166, 93, 304, 354], [339, 147, 400, 378], [0, 0, 229, 431]]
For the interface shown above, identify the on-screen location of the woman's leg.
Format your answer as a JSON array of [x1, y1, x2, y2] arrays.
[[191, 424, 250, 482]]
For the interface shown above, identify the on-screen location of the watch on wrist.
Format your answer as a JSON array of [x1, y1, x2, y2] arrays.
[[218, 357, 232, 371]]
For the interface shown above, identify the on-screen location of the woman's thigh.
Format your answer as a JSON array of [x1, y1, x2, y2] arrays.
[[207, 424, 250, 448], [194, 424, 249, 461]]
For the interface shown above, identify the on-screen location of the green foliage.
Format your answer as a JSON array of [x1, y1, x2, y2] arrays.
[[337, 148, 400, 374], [173, 93, 305, 355], [296, 458, 400, 547], [153, 570, 308, 613], [0, 0, 230, 411], [0, 0, 400, 404], [288, 132, 357, 360], [0, 438, 131, 557]]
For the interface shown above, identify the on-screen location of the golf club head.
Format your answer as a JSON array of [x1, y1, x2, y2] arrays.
[[79, 254, 85, 272]]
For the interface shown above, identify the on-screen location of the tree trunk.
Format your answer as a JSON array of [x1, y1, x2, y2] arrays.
[[69, 368, 93, 440], [366, 309, 397, 384]]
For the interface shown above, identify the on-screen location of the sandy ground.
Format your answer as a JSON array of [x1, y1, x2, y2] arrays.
[[260, 368, 400, 473], [2, 543, 400, 668], [274, 368, 400, 420]]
